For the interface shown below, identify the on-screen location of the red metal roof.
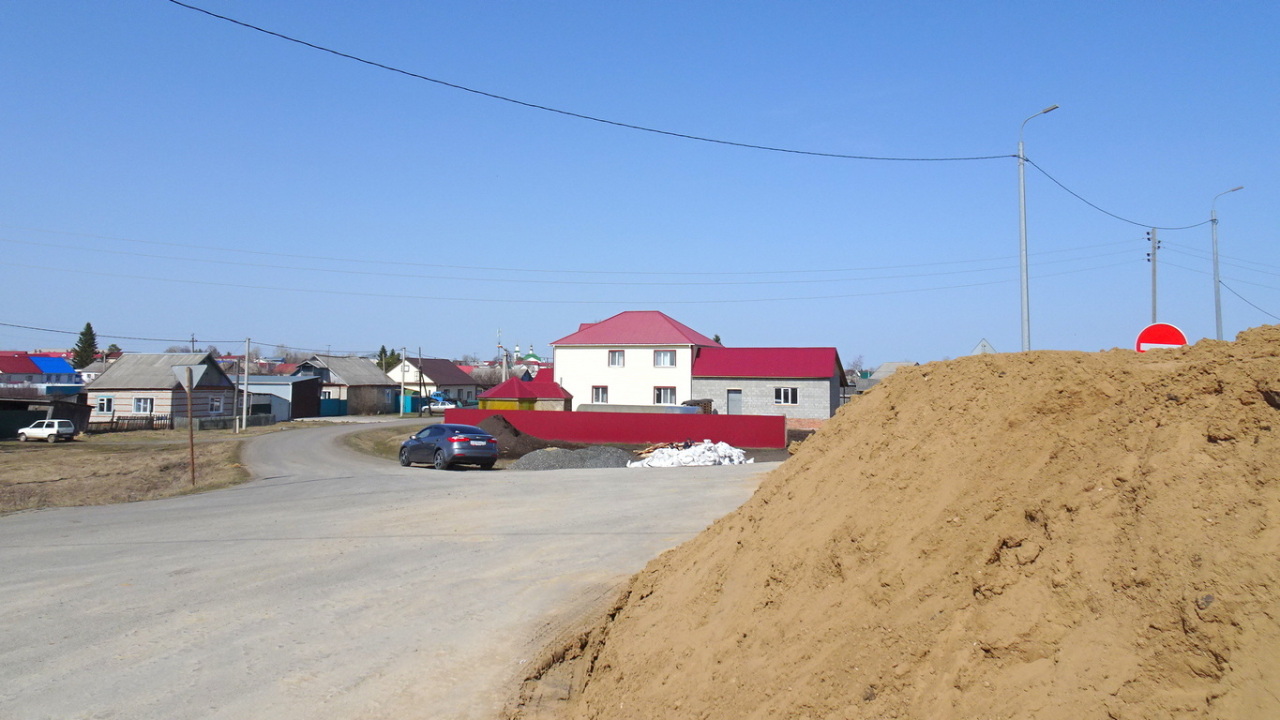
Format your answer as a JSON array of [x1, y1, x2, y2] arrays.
[[0, 353, 47, 374], [479, 376, 573, 400], [692, 347, 844, 382], [549, 311, 722, 347]]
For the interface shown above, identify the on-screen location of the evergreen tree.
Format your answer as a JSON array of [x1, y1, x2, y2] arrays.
[[375, 345, 402, 372], [71, 322, 99, 368]]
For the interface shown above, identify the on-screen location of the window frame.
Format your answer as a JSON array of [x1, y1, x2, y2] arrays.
[[592, 386, 609, 403], [209, 396, 224, 414], [133, 397, 155, 414], [774, 387, 799, 405], [96, 396, 114, 413], [654, 386, 677, 404], [607, 350, 625, 368], [653, 350, 676, 368]]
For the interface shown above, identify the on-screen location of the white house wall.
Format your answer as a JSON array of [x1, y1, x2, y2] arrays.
[[554, 345, 694, 409]]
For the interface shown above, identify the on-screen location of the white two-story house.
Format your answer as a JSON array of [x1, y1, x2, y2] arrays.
[[550, 310, 722, 410]]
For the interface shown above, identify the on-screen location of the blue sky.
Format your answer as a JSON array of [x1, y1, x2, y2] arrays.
[[2, 1, 1276, 367]]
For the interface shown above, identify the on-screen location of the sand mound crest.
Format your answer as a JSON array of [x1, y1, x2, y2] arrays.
[[511, 326, 1280, 720]]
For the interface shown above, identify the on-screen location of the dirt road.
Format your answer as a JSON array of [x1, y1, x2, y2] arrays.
[[0, 420, 772, 719]]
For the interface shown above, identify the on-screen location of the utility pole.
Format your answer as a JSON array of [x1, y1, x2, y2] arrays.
[[400, 346, 407, 417], [240, 337, 250, 432], [1147, 229, 1159, 323]]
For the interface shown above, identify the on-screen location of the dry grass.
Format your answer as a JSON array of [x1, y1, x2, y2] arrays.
[[343, 420, 438, 463], [0, 424, 297, 516]]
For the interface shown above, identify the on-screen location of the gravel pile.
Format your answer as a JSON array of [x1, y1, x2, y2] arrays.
[[509, 446, 635, 471]]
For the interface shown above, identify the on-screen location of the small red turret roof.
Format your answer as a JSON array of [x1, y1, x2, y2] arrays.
[[479, 376, 573, 400], [550, 311, 721, 347]]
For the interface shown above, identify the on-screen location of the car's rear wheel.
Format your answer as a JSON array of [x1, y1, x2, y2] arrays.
[[399, 448, 412, 467], [479, 461, 495, 470], [433, 449, 450, 470], [47, 434, 57, 444]]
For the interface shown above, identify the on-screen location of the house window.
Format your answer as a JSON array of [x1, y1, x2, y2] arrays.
[[97, 396, 114, 413], [608, 350, 625, 368], [210, 396, 224, 414], [774, 387, 799, 405], [653, 350, 675, 368], [592, 386, 609, 403], [322, 391, 332, 400], [654, 386, 676, 404], [133, 397, 155, 414]]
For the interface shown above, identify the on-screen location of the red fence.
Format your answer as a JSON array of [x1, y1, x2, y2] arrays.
[[444, 409, 787, 449]]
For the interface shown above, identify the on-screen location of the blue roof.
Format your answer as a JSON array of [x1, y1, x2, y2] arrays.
[[30, 357, 76, 374]]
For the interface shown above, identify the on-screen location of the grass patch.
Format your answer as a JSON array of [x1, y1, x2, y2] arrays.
[[344, 420, 439, 463], [0, 424, 294, 515]]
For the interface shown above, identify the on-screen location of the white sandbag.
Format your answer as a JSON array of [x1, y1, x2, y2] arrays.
[[627, 440, 753, 468]]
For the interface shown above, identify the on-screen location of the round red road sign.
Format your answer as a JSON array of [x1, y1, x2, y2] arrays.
[[1135, 323, 1188, 352]]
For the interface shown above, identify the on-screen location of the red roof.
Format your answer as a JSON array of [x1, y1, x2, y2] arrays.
[[550, 311, 722, 347], [479, 376, 573, 400], [692, 347, 844, 382], [0, 353, 42, 374]]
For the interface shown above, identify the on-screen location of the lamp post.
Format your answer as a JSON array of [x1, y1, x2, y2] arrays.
[[1211, 185, 1244, 341], [1017, 104, 1059, 352]]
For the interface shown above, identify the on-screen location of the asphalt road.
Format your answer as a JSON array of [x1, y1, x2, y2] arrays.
[[0, 420, 773, 720]]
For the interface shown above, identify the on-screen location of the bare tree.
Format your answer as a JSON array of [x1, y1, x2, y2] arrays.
[[469, 365, 504, 390], [844, 354, 865, 380]]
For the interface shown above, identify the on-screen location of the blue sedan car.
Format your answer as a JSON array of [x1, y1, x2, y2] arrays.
[[399, 423, 498, 470]]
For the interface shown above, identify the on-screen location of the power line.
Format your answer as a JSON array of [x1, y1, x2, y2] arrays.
[[0, 257, 1134, 306], [163, 0, 1011, 163], [0, 224, 1138, 276], [0, 236, 1136, 287], [0, 321, 377, 356], [1025, 158, 1212, 231], [1220, 282, 1280, 321]]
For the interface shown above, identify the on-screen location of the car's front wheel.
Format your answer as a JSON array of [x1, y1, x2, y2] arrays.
[[433, 449, 451, 470], [399, 448, 412, 467], [17, 433, 28, 442]]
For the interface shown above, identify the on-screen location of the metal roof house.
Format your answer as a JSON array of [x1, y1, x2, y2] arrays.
[[690, 347, 846, 420], [243, 375, 323, 421], [386, 357, 482, 404], [84, 353, 237, 425], [293, 355, 398, 415], [550, 311, 846, 421]]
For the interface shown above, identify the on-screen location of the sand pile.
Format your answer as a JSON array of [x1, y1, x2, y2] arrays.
[[511, 326, 1280, 720]]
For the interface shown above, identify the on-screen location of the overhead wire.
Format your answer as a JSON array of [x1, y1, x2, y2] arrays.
[[0, 257, 1137, 307], [0, 236, 1138, 287], [1220, 283, 1280, 321], [0, 320, 376, 356], [163, 0, 1011, 163], [160, 3, 1223, 237], [1024, 158, 1212, 230]]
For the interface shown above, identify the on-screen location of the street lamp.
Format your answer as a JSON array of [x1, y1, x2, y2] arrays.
[[1211, 185, 1244, 341], [1018, 104, 1059, 352]]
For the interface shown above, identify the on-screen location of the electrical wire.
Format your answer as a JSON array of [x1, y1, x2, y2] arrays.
[[0, 320, 376, 356], [0, 257, 1134, 307], [1220, 282, 1280, 321], [1024, 158, 1212, 230], [0, 224, 1139, 276], [0, 236, 1137, 287], [163, 0, 1011, 163]]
